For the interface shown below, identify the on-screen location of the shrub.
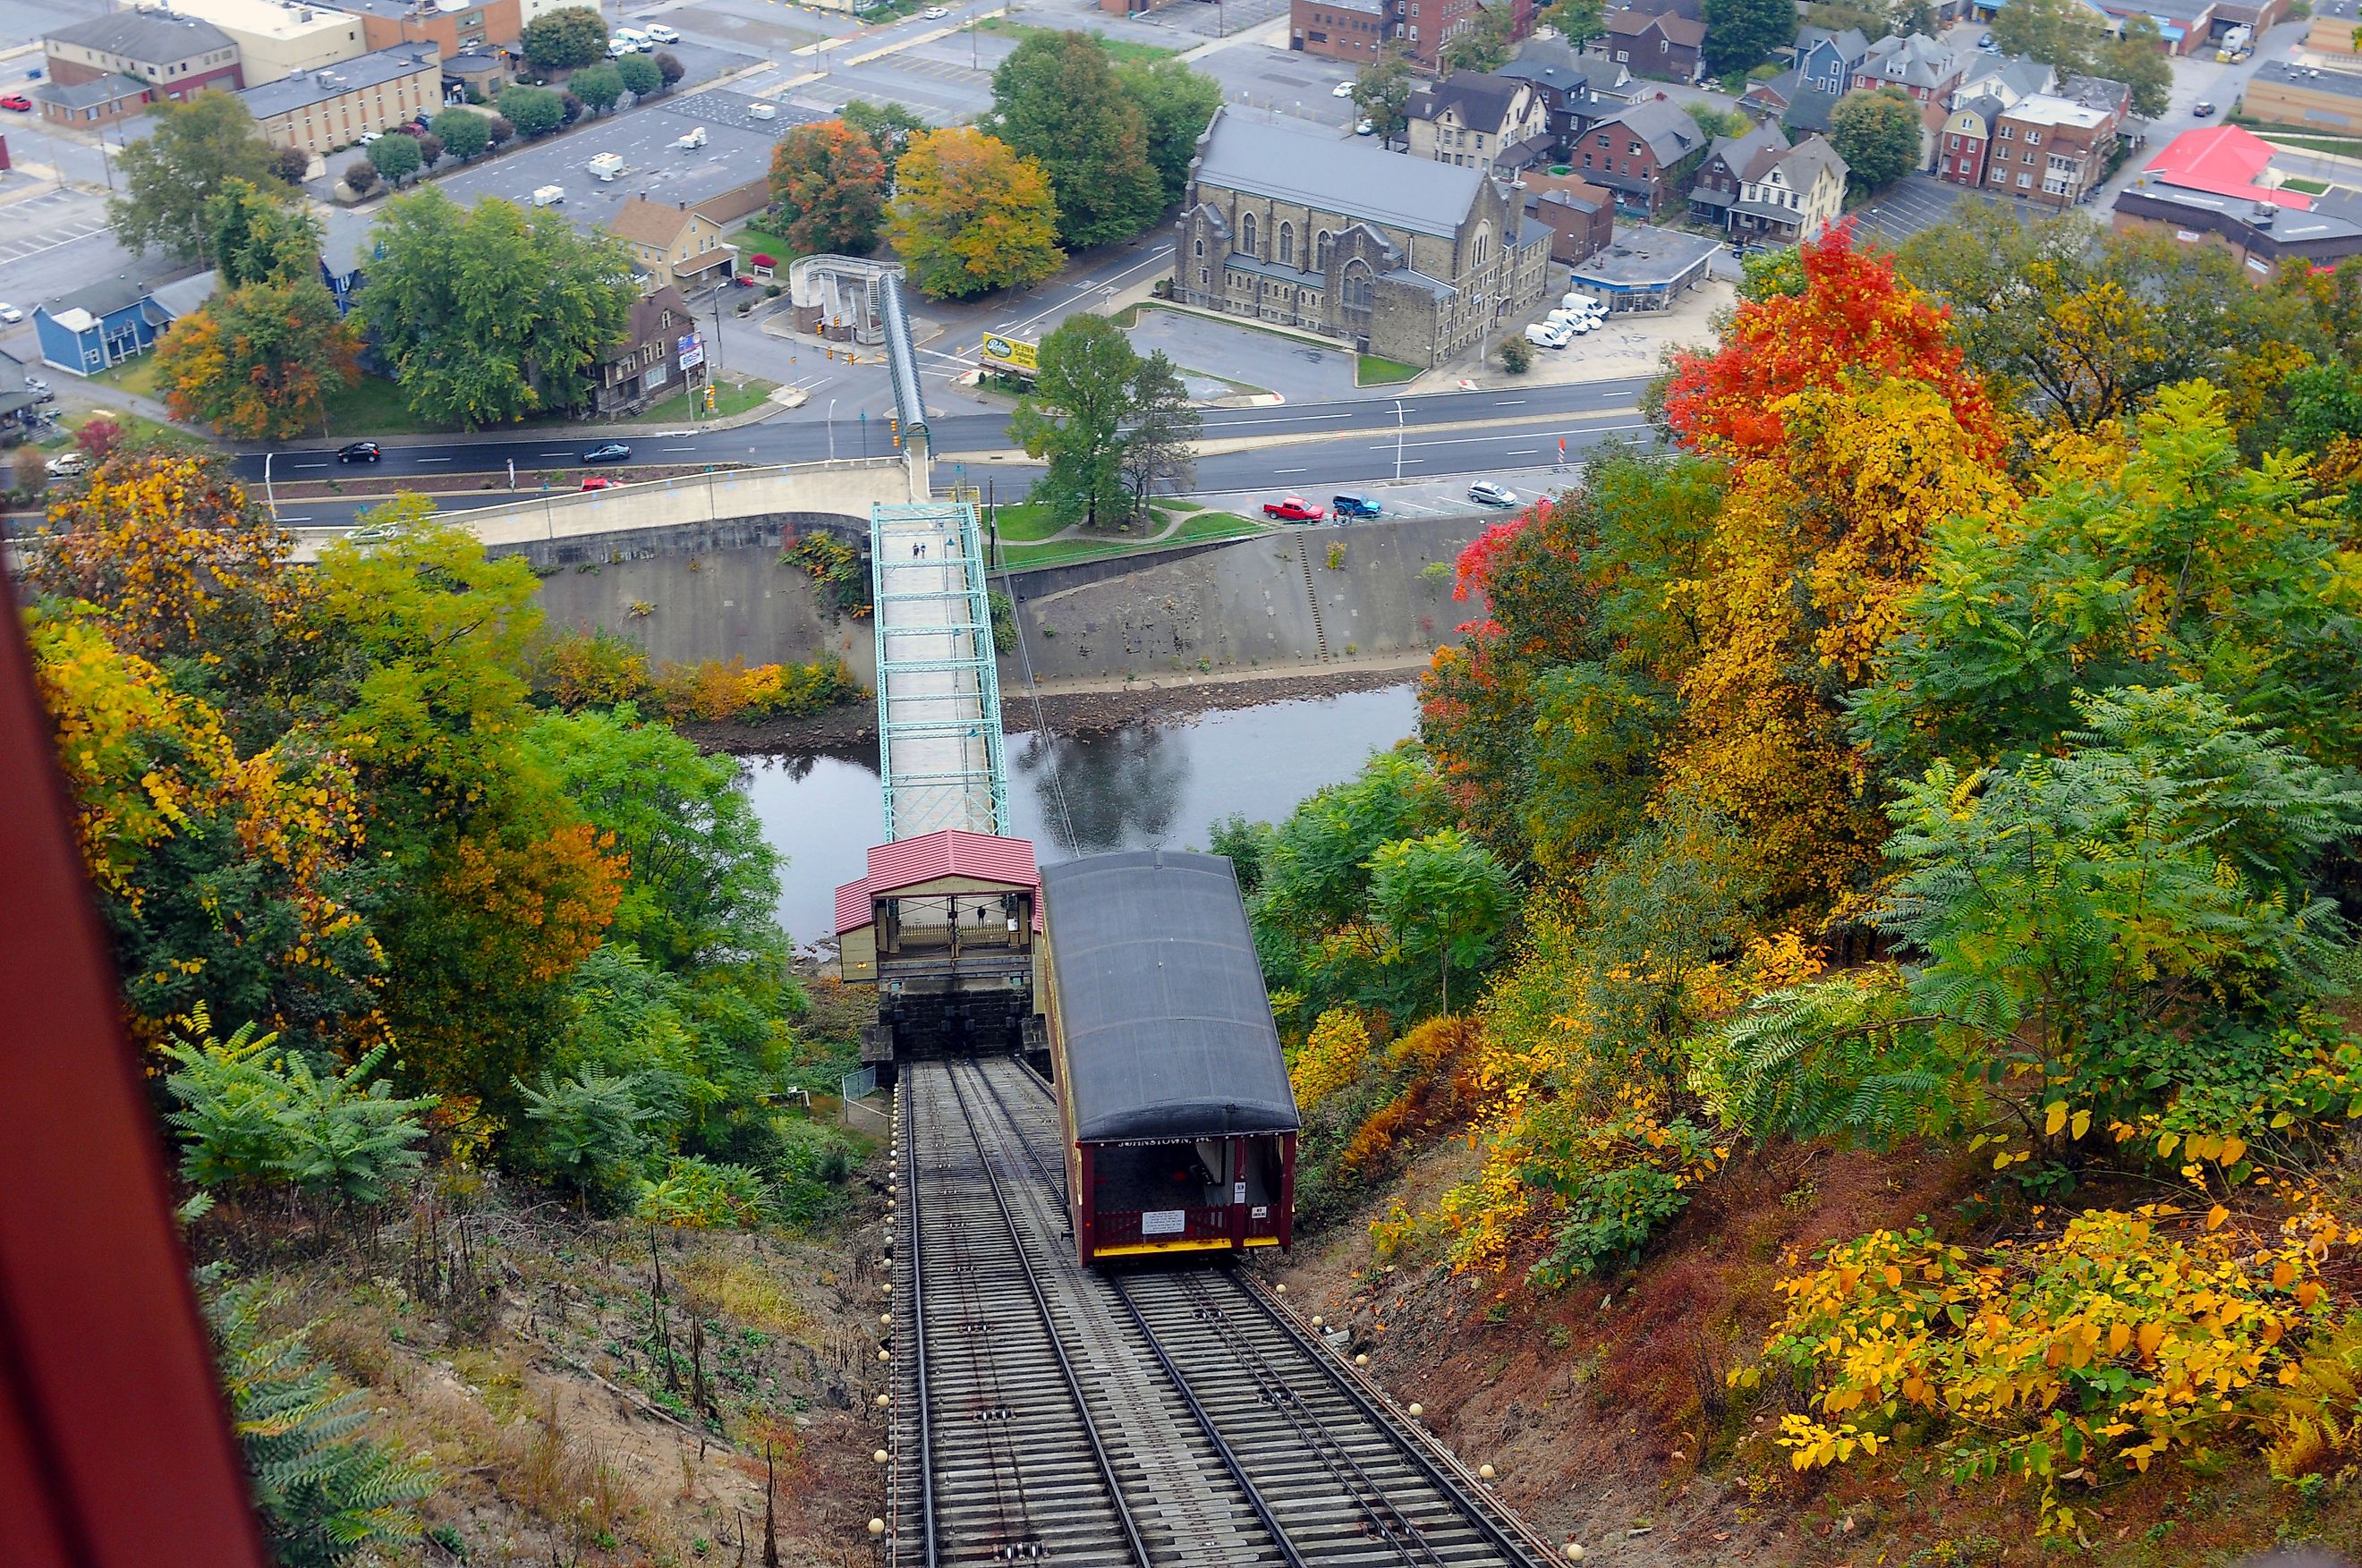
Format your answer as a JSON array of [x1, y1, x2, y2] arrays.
[[635, 1156, 769, 1228], [1291, 1008, 1372, 1110], [511, 1069, 658, 1209], [532, 627, 650, 708], [1500, 335, 1533, 374], [646, 656, 861, 725], [343, 158, 378, 197], [163, 1013, 437, 1209], [1741, 1206, 2346, 1532], [783, 531, 872, 617]]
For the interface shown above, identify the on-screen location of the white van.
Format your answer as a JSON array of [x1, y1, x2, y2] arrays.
[[1524, 321, 1573, 350], [613, 27, 650, 48], [1559, 291, 1607, 318]]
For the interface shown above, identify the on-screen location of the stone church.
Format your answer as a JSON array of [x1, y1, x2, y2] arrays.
[[1173, 107, 1551, 368]]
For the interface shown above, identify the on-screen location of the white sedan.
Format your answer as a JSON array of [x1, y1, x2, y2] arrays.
[[1469, 480, 1519, 507], [0, 303, 21, 324], [1332, 81, 1355, 97], [924, 4, 949, 15]]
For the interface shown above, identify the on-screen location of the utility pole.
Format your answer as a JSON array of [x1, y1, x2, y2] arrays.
[[1393, 399, 1406, 482], [709, 292, 727, 375]]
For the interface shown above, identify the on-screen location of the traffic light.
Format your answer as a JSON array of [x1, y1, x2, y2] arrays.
[[888, 414, 900, 450]]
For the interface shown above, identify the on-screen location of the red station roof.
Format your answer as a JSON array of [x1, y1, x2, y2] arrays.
[[835, 830, 1041, 934], [2140, 124, 2314, 211]]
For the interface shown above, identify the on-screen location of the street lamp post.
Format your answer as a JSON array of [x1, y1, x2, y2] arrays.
[[263, 452, 276, 520], [828, 397, 837, 460]]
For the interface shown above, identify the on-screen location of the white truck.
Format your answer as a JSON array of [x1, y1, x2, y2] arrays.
[[673, 125, 708, 150], [532, 183, 566, 207], [588, 152, 625, 181]]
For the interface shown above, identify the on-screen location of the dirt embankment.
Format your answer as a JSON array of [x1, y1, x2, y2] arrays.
[[681, 660, 1428, 756]]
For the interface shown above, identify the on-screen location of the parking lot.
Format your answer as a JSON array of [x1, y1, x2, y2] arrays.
[[1847, 173, 1986, 246], [1126, 309, 1365, 403]]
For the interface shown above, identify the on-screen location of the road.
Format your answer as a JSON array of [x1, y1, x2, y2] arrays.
[[234, 375, 1653, 526]]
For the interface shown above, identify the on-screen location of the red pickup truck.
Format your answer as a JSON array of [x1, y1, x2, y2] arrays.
[[1262, 496, 1325, 522]]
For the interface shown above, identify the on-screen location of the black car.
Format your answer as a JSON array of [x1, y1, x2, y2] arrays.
[[582, 442, 632, 463], [336, 440, 381, 463], [2193, 100, 2219, 117]]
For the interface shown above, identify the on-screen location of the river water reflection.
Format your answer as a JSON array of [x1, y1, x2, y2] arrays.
[[742, 685, 1421, 945]]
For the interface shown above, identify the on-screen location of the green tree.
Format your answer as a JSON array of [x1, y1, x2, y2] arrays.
[[268, 145, 311, 185], [616, 50, 662, 99], [888, 127, 1064, 300], [520, 706, 786, 973], [1831, 85, 1922, 190], [1700, 0, 1785, 72], [1685, 99, 1753, 138], [1009, 313, 1141, 529], [497, 82, 566, 139], [570, 60, 624, 115], [654, 50, 685, 91], [768, 119, 889, 254], [988, 30, 1164, 248], [353, 187, 633, 428], [1118, 349, 1201, 509], [2097, 18, 2174, 119], [519, 3, 607, 70], [431, 106, 491, 162], [842, 97, 929, 183], [206, 177, 323, 288], [1542, 0, 1608, 47], [1500, 334, 1534, 373], [1990, 0, 2106, 72], [1117, 58, 1224, 207], [207, 1276, 431, 1566], [341, 157, 378, 198], [1440, 4, 1517, 73], [513, 1070, 659, 1208], [1368, 826, 1518, 1015], [1352, 47, 1416, 141], [366, 130, 422, 186], [109, 90, 285, 265]]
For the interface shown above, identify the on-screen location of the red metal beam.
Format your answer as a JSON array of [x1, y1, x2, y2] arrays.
[[0, 559, 268, 1568]]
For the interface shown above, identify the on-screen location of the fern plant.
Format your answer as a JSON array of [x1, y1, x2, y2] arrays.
[[2264, 1313, 2362, 1488], [206, 1275, 431, 1565]]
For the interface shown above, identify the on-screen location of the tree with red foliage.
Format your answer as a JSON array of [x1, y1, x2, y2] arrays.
[[1661, 226, 2001, 462], [766, 119, 888, 257]]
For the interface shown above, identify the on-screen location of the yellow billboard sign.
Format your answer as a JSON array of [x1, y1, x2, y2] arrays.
[[981, 333, 1039, 375]]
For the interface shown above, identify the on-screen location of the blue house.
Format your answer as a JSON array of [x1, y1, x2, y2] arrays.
[[1792, 25, 1872, 95], [31, 273, 214, 378]]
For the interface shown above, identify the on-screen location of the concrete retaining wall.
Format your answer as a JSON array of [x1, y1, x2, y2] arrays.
[[1002, 515, 1491, 681]]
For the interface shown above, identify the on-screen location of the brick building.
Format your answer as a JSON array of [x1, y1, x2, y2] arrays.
[[238, 42, 443, 155], [1287, 0, 1533, 70], [1173, 107, 1551, 367], [1519, 172, 1615, 264], [1571, 98, 1709, 218], [334, 0, 526, 55]]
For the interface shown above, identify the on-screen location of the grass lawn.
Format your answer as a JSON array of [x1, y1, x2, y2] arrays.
[[996, 505, 1266, 569], [2256, 131, 2362, 159], [319, 372, 455, 438], [91, 355, 165, 403], [40, 404, 203, 454], [628, 375, 777, 424], [2282, 175, 2334, 194], [972, 16, 1177, 64], [988, 499, 1068, 542], [1356, 353, 1421, 386], [732, 227, 794, 270]]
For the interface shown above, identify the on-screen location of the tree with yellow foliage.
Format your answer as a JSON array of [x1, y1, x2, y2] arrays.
[[888, 128, 1063, 301]]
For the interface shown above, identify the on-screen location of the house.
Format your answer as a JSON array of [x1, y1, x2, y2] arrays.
[[333, 0, 530, 56], [1941, 67, 2128, 192], [31, 275, 212, 378], [1790, 25, 1871, 95], [1602, 10, 1706, 83], [2243, 59, 2362, 137], [152, 0, 370, 87], [238, 42, 443, 155], [1520, 172, 1616, 264], [1568, 224, 1720, 312], [1689, 123, 1848, 243], [592, 284, 703, 416], [0, 352, 47, 447], [1571, 99, 1709, 219], [1172, 107, 1552, 367], [1851, 33, 1967, 168], [1405, 72, 1553, 175], [1741, 68, 1842, 136], [1950, 54, 2056, 109], [607, 197, 740, 292], [1288, 0, 1389, 64], [31, 9, 243, 127], [1495, 34, 1632, 157], [319, 208, 379, 315]]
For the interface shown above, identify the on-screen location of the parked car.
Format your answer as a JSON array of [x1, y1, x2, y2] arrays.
[[336, 440, 382, 463], [2193, 99, 2219, 116], [644, 22, 681, 41], [0, 95, 31, 112], [1525, 321, 1573, 350], [607, 37, 641, 56], [581, 475, 617, 490], [0, 303, 21, 324], [47, 452, 89, 479], [1331, 492, 1381, 519], [581, 442, 632, 463], [1355, 118, 1375, 135], [1262, 496, 1325, 521], [359, 130, 382, 144], [1468, 480, 1518, 507], [1977, 31, 1997, 49], [1333, 81, 1355, 97], [922, 4, 949, 15]]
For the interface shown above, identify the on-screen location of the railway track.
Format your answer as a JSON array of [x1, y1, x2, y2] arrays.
[[886, 1056, 1564, 1568]]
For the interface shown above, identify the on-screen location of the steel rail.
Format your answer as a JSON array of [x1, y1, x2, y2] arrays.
[[897, 1083, 939, 1568], [941, 1061, 1155, 1568]]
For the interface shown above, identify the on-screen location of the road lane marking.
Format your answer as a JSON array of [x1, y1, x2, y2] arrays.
[[1272, 467, 1305, 474], [415, 456, 452, 462], [293, 462, 327, 470]]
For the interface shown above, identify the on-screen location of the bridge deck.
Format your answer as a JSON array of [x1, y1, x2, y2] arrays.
[[871, 501, 1007, 841]]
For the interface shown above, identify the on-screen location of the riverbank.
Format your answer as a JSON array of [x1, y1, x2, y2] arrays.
[[681, 653, 1433, 755]]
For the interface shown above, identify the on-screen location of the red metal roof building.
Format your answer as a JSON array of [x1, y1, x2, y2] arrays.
[[835, 832, 1043, 1064], [2137, 124, 2314, 210]]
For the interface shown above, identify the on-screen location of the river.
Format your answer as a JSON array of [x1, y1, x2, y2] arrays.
[[742, 685, 1423, 945]]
